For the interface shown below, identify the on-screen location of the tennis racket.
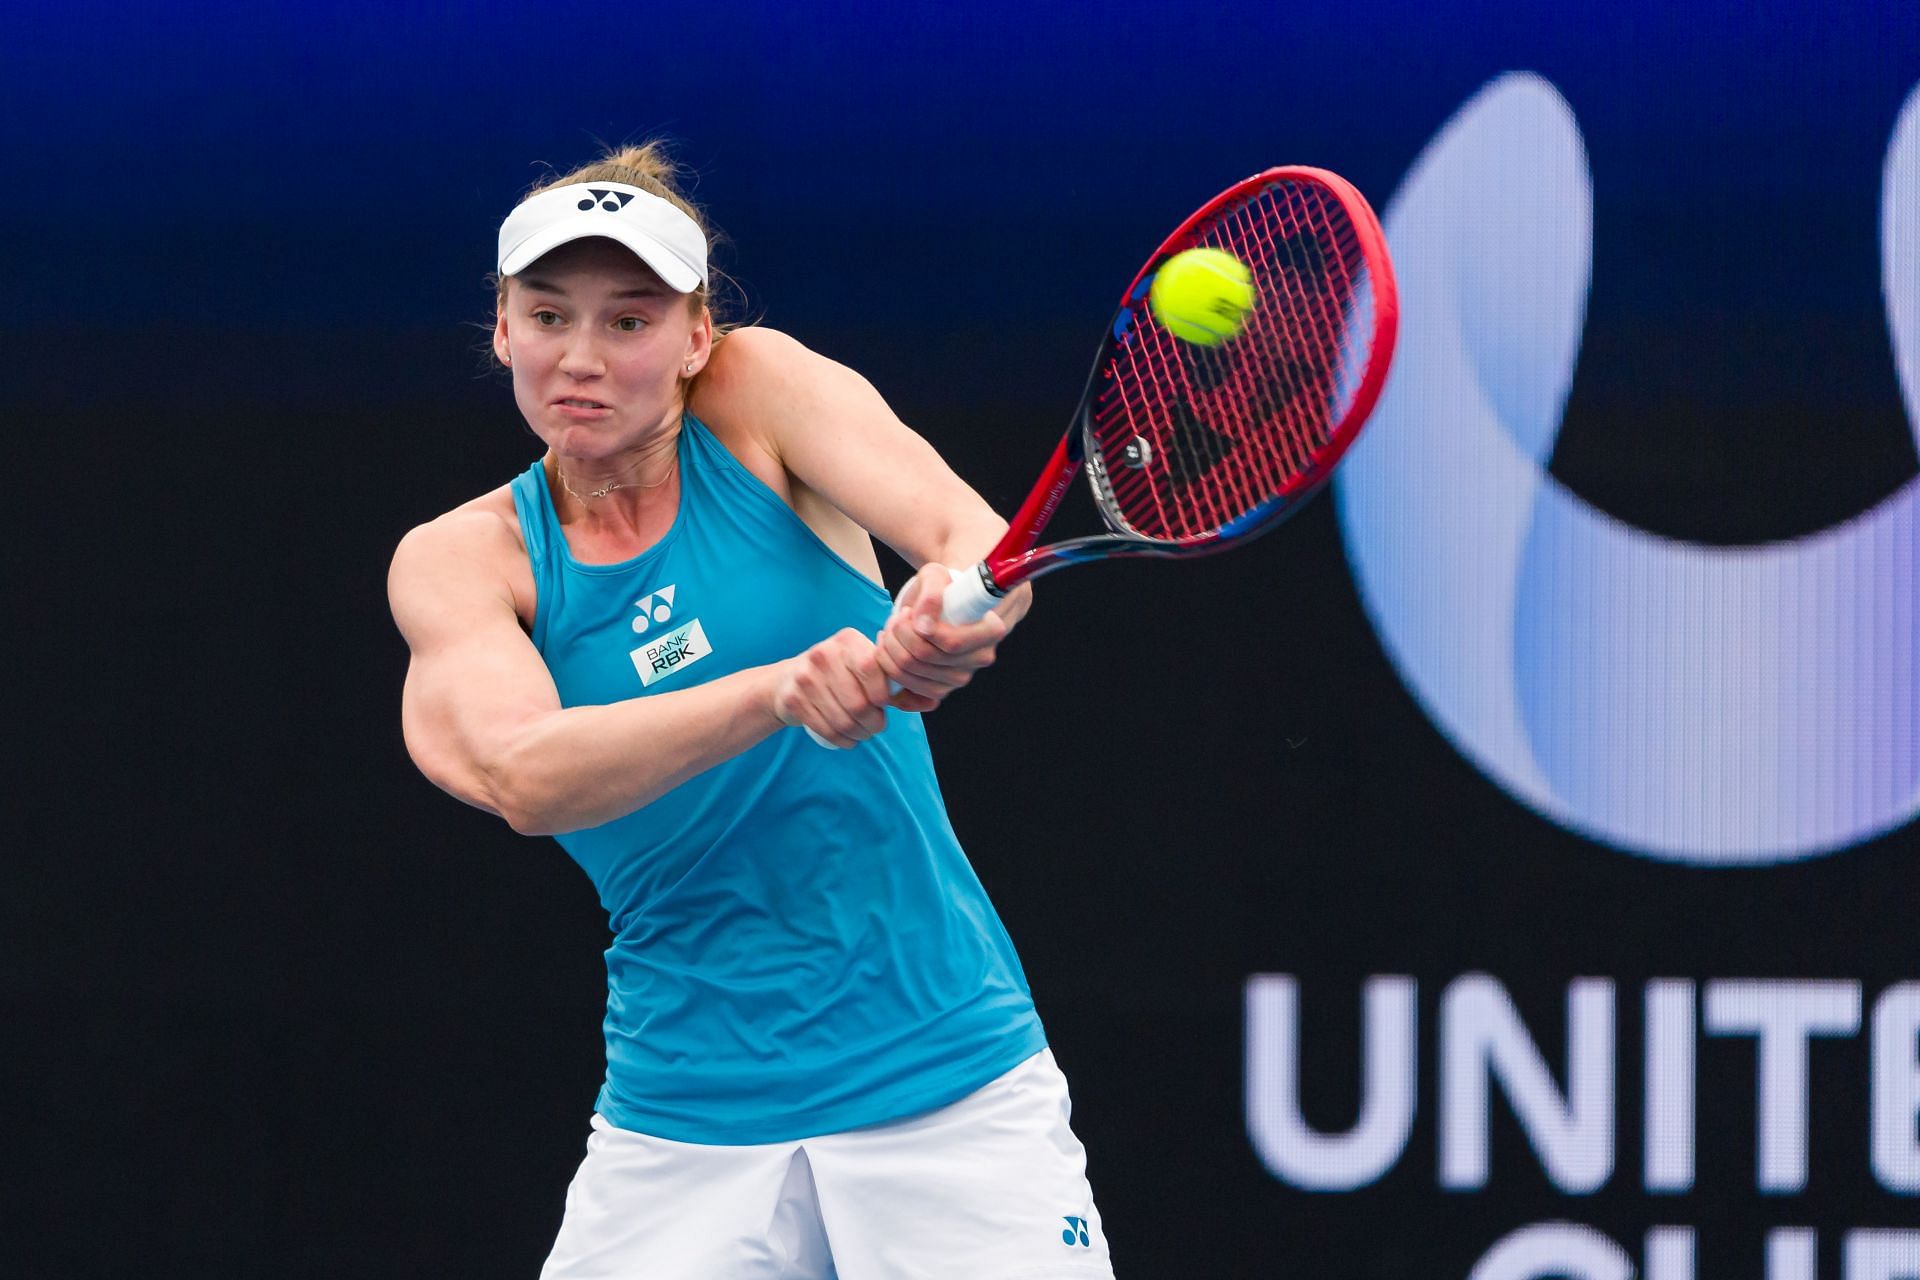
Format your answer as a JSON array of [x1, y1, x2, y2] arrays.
[[811, 166, 1397, 745]]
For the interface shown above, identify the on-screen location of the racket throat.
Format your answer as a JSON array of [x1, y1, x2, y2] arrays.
[[999, 431, 1086, 559]]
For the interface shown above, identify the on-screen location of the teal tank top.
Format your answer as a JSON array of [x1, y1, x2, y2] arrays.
[[508, 414, 1046, 1144]]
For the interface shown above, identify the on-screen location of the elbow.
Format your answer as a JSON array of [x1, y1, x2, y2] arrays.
[[406, 711, 577, 837], [488, 752, 622, 838], [501, 799, 557, 838], [499, 789, 642, 839], [492, 766, 567, 838], [408, 746, 555, 836], [480, 743, 561, 837]]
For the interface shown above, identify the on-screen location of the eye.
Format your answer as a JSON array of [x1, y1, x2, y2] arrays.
[[615, 316, 646, 333], [532, 310, 562, 326]]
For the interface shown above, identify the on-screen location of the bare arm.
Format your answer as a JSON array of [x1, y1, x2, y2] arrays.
[[388, 512, 890, 835], [694, 327, 1014, 572], [692, 328, 1034, 704]]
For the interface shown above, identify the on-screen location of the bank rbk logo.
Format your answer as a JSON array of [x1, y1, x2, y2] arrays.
[[631, 617, 713, 689], [629, 586, 711, 688]]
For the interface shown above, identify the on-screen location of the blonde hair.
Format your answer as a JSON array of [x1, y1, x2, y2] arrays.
[[489, 141, 739, 351]]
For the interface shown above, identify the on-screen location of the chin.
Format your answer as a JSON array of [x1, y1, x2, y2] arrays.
[[552, 427, 619, 455]]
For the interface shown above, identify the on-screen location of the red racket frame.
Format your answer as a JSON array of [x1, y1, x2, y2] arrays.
[[973, 165, 1398, 596]]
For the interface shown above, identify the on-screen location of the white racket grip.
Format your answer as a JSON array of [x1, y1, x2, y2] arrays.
[[804, 563, 999, 749], [936, 561, 1000, 625]]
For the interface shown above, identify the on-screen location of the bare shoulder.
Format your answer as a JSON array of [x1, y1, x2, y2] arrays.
[[702, 324, 812, 387], [689, 327, 808, 494], [693, 327, 809, 452], [388, 484, 537, 636], [689, 326, 886, 581], [699, 323, 902, 427]]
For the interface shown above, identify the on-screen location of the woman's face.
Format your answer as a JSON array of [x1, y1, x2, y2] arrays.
[[493, 236, 711, 458]]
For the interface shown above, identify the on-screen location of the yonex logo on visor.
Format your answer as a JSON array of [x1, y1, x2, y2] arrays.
[[497, 180, 708, 291]]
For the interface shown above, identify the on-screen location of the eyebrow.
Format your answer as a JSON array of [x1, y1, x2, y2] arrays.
[[516, 276, 670, 300]]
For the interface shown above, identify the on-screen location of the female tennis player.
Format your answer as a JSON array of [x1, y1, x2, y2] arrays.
[[386, 144, 1113, 1278]]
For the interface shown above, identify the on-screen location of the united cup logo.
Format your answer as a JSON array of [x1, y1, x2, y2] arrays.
[[1333, 73, 1920, 867]]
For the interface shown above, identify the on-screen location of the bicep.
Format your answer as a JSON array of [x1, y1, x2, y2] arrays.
[[696, 328, 1000, 568], [389, 523, 561, 817]]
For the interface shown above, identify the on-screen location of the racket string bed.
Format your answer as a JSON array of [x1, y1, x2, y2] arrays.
[[809, 166, 1394, 751], [1085, 176, 1383, 546], [1200, 204, 1304, 502], [1201, 185, 1358, 501], [1108, 340, 1237, 536]]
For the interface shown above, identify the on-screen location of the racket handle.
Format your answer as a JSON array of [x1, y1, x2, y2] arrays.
[[803, 563, 999, 749], [936, 561, 1000, 624]]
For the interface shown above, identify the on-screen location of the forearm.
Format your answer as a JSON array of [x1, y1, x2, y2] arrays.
[[495, 663, 786, 836], [931, 509, 1012, 574], [934, 511, 1042, 621]]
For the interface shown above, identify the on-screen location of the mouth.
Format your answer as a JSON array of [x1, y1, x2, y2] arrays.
[[554, 397, 610, 410], [553, 397, 613, 418]]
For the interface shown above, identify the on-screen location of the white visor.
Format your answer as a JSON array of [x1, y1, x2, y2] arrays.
[[497, 182, 708, 291]]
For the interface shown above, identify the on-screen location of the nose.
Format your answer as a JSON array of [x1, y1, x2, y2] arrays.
[[558, 329, 606, 378]]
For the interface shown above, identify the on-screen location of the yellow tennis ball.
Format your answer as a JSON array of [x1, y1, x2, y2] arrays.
[[1148, 247, 1255, 346]]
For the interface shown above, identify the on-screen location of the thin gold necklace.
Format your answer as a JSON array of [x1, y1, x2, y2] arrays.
[[554, 456, 679, 503]]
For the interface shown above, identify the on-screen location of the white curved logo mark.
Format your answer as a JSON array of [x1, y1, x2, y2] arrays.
[[1335, 73, 1920, 865]]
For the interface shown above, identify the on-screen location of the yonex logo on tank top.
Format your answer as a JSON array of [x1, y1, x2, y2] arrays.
[[631, 585, 676, 634], [581, 188, 635, 213], [1062, 1215, 1092, 1247]]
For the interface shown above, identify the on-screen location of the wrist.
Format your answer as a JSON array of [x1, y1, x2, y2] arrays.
[[757, 661, 797, 733]]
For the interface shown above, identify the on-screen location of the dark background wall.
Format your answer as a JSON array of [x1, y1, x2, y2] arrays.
[[6, 2, 1917, 1276]]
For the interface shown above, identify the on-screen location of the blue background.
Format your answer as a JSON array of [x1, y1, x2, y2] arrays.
[[6, 2, 1916, 1275]]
